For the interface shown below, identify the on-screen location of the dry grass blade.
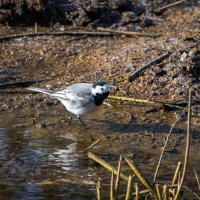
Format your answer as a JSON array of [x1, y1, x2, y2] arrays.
[[194, 169, 200, 190], [96, 179, 101, 200], [88, 152, 128, 181], [156, 184, 161, 200], [114, 155, 122, 200], [110, 171, 114, 200], [174, 88, 192, 200], [172, 162, 182, 185], [125, 176, 133, 200], [125, 158, 156, 198]]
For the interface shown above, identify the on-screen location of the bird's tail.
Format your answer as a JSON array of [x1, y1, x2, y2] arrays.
[[27, 86, 53, 95]]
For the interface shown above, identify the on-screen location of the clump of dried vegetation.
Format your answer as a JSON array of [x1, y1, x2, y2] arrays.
[[88, 89, 200, 200]]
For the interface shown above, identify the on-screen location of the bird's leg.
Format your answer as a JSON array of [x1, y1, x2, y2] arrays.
[[68, 116, 73, 125], [77, 115, 88, 129]]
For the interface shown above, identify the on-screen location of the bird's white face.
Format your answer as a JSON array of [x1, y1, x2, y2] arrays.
[[91, 83, 110, 96]]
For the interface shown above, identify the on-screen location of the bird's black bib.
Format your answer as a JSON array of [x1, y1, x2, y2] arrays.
[[93, 92, 109, 106]]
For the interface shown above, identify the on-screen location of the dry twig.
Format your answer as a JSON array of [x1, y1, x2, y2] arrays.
[[129, 52, 171, 82], [154, 0, 186, 13]]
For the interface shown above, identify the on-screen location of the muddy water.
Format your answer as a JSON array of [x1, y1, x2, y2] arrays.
[[0, 110, 99, 200], [0, 104, 200, 199]]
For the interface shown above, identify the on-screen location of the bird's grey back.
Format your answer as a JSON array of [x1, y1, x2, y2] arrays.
[[66, 83, 92, 97]]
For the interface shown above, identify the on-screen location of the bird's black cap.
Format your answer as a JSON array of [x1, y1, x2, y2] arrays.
[[92, 80, 107, 88]]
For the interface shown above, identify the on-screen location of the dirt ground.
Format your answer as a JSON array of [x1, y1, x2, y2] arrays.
[[0, 1, 200, 199]]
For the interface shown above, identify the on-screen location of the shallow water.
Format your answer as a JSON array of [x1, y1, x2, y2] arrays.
[[0, 113, 98, 200]]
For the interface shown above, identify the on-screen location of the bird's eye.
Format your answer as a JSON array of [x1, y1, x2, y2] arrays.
[[101, 88, 104, 91]]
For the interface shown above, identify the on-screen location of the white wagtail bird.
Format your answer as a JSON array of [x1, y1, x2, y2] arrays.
[[27, 80, 110, 128]]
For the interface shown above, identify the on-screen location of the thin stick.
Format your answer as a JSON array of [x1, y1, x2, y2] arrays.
[[129, 52, 171, 82], [194, 169, 200, 190], [96, 179, 101, 200], [154, 0, 186, 13], [172, 162, 182, 185], [110, 171, 114, 200], [0, 31, 113, 41], [153, 111, 183, 182], [125, 176, 133, 200], [88, 152, 128, 181], [174, 88, 192, 200], [81, 139, 100, 153], [114, 155, 122, 200], [98, 28, 161, 38], [125, 158, 156, 198]]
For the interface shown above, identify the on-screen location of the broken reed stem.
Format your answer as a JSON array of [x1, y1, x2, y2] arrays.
[[153, 111, 183, 182], [162, 185, 169, 200], [110, 171, 114, 200], [125, 158, 157, 198], [194, 169, 200, 190], [172, 162, 182, 185], [81, 139, 100, 153], [135, 183, 139, 200], [132, 189, 149, 196], [108, 95, 184, 110], [88, 152, 128, 181], [156, 184, 161, 200], [174, 88, 192, 200], [96, 179, 101, 200], [114, 155, 122, 200], [125, 176, 133, 200], [171, 162, 182, 197], [108, 95, 159, 105]]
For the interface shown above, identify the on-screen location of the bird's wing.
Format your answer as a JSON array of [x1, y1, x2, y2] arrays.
[[51, 83, 92, 101]]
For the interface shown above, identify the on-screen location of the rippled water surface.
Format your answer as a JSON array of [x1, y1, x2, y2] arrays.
[[0, 112, 98, 200]]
